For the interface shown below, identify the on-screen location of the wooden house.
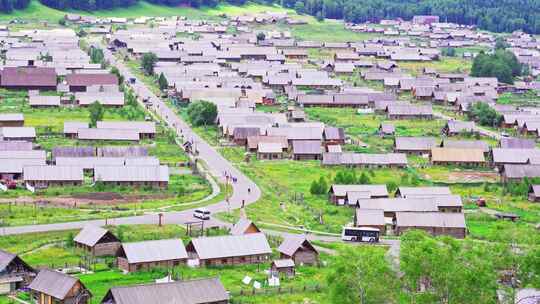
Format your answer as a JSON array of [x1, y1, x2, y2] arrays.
[[74, 226, 121, 257], [378, 123, 395, 137], [442, 120, 476, 136], [100, 277, 229, 304], [66, 74, 118, 92], [394, 212, 467, 238], [270, 259, 295, 278], [186, 233, 271, 267], [29, 269, 92, 304], [23, 166, 84, 188], [277, 236, 319, 266], [323, 127, 345, 145], [328, 184, 389, 205], [94, 166, 169, 189], [394, 137, 438, 155], [430, 148, 486, 166], [117, 239, 187, 273], [0, 249, 35, 295]]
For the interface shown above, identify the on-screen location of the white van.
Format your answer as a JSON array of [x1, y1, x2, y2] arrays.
[[193, 208, 211, 220]]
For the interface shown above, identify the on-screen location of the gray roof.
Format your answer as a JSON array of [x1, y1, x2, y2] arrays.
[[355, 208, 385, 226], [331, 184, 388, 197], [292, 140, 322, 155], [78, 128, 140, 141], [358, 196, 461, 212], [500, 137, 536, 149], [230, 218, 258, 235], [395, 212, 466, 228], [395, 137, 438, 151], [23, 166, 83, 181], [0, 158, 46, 174], [324, 127, 345, 141], [106, 277, 228, 304], [63, 122, 89, 134], [0, 150, 45, 159], [52, 146, 95, 159], [322, 152, 407, 166], [273, 259, 295, 268], [503, 164, 540, 179], [94, 166, 169, 182], [492, 148, 540, 164], [121, 239, 188, 264], [0, 141, 33, 151], [28, 269, 82, 300], [0, 113, 24, 122], [56, 157, 125, 169], [441, 139, 489, 152], [189, 233, 271, 260], [258, 142, 282, 153], [396, 186, 451, 198], [74, 225, 111, 247], [76, 92, 124, 106], [97, 121, 156, 134], [98, 146, 148, 157], [277, 235, 317, 257], [388, 104, 433, 116], [0, 249, 17, 272], [29, 95, 60, 106], [0, 127, 36, 139], [446, 120, 475, 133]]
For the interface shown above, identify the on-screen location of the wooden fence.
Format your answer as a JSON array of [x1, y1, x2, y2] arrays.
[[229, 284, 324, 303]]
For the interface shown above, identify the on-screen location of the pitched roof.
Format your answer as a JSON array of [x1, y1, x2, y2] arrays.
[[121, 239, 187, 264], [492, 148, 540, 164], [74, 225, 116, 247], [23, 166, 83, 181], [292, 140, 322, 155], [29, 95, 61, 106], [387, 104, 433, 116], [500, 137, 536, 149], [63, 122, 89, 134], [0, 113, 24, 122], [0, 67, 57, 87], [230, 218, 259, 235], [355, 208, 385, 226], [323, 127, 345, 141], [66, 73, 118, 86], [322, 152, 407, 166], [28, 269, 84, 300], [441, 139, 490, 152], [0, 249, 17, 272], [94, 166, 169, 182], [330, 184, 388, 197], [395, 212, 466, 228], [431, 148, 486, 163], [395, 137, 438, 151], [503, 164, 540, 179], [105, 277, 229, 304], [396, 186, 451, 198], [273, 259, 295, 268], [189, 233, 271, 260], [97, 121, 155, 134], [0, 127, 36, 139], [77, 128, 140, 141], [277, 235, 317, 257]]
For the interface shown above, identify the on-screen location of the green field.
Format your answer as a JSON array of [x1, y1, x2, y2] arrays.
[[0, 1, 292, 23]]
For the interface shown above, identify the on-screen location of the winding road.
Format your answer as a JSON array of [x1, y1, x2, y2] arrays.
[[0, 47, 261, 235]]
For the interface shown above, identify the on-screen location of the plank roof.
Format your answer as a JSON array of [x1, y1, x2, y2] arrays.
[[121, 239, 187, 264], [189, 233, 271, 260]]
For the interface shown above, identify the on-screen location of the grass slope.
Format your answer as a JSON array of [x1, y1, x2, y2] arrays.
[[0, 1, 290, 22]]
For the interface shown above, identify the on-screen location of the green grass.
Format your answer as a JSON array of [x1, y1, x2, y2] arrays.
[[398, 56, 472, 75]]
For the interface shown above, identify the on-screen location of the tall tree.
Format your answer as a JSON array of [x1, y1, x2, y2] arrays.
[[89, 101, 105, 127], [327, 246, 399, 304], [141, 52, 158, 75]]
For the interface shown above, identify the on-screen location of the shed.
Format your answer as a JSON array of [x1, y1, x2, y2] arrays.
[[29, 95, 61, 107], [94, 166, 169, 188], [378, 123, 395, 136], [0, 127, 36, 141], [329, 184, 389, 205], [395, 186, 451, 198], [63, 122, 89, 138], [528, 185, 540, 202], [74, 226, 121, 256], [394, 137, 437, 154], [277, 235, 318, 266], [23, 166, 84, 188], [270, 259, 295, 278], [0, 113, 24, 127]]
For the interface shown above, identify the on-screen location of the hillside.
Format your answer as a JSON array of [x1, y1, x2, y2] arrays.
[[0, 0, 290, 22]]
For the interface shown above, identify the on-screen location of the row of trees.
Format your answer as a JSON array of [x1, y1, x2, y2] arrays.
[[285, 0, 540, 34], [329, 230, 540, 304]]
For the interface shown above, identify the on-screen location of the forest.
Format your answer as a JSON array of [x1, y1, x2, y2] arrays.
[[4, 0, 540, 34]]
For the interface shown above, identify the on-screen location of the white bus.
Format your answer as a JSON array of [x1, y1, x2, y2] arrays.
[[341, 227, 380, 243]]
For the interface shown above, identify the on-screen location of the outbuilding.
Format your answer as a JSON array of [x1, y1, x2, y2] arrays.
[[74, 226, 121, 256], [117, 239, 188, 273], [277, 235, 319, 266]]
